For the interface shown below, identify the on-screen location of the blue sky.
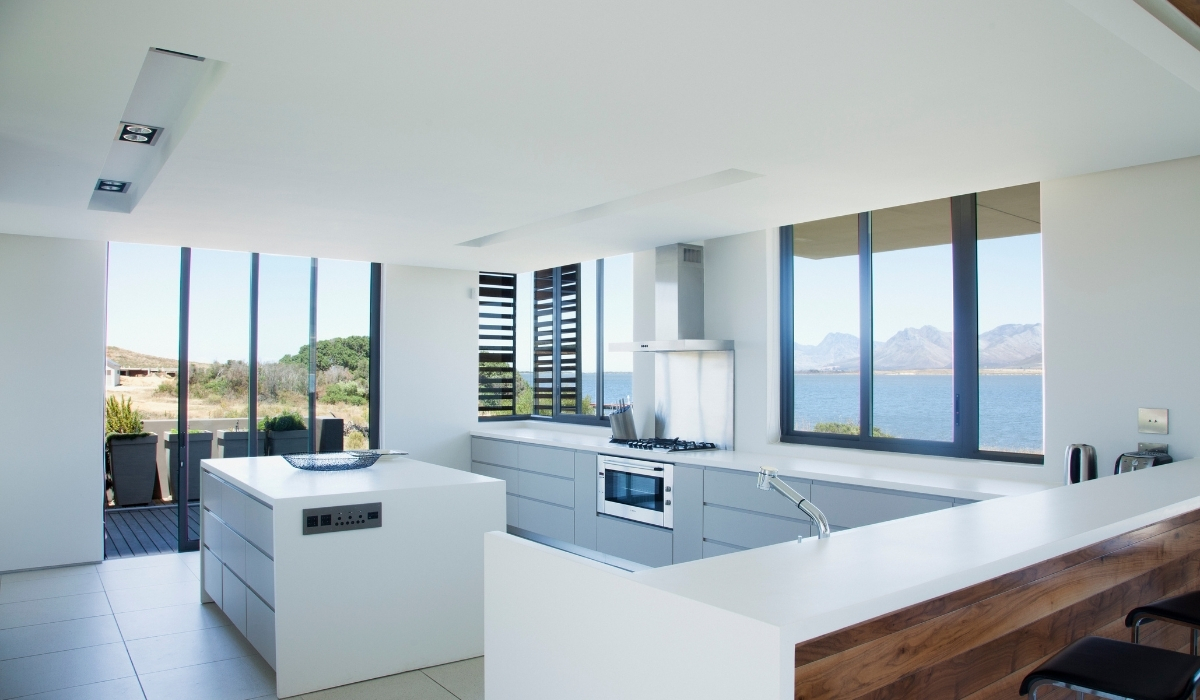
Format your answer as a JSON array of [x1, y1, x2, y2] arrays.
[[106, 243, 370, 363], [793, 233, 1043, 345]]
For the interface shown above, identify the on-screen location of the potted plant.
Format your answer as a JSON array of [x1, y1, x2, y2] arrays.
[[165, 429, 213, 502], [216, 428, 267, 458], [263, 412, 309, 456], [105, 396, 157, 507]]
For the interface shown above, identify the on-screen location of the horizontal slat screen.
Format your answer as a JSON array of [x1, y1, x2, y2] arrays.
[[479, 271, 517, 417]]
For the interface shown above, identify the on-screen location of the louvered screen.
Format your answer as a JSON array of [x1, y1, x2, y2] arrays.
[[532, 268, 555, 417], [478, 272, 517, 416], [557, 263, 581, 414]]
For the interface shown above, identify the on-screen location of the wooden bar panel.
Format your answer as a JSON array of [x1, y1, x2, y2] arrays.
[[794, 510, 1200, 699]]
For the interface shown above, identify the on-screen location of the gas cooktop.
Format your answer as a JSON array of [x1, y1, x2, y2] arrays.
[[610, 438, 719, 453]]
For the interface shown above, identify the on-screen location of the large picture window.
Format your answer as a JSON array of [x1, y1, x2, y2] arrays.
[[479, 256, 631, 424], [780, 184, 1043, 462]]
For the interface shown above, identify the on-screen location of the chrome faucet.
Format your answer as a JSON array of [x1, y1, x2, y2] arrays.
[[757, 467, 832, 541]]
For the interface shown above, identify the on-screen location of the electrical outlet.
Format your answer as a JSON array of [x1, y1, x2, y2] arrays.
[[1138, 408, 1168, 435], [302, 502, 382, 535]]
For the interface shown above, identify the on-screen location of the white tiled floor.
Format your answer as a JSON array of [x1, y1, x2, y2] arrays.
[[0, 553, 484, 700]]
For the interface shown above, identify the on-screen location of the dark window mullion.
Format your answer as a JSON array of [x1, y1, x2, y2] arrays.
[[859, 212, 873, 441], [951, 194, 980, 457], [779, 226, 796, 435], [596, 258, 604, 416]]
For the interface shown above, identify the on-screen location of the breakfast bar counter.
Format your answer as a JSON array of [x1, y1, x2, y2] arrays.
[[485, 459, 1200, 700]]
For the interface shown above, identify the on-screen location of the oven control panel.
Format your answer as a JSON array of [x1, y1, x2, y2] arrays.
[[302, 502, 382, 535]]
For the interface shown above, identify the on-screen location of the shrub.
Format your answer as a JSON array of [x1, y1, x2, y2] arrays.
[[812, 421, 893, 438], [322, 381, 368, 405], [261, 412, 306, 432], [106, 396, 145, 435]]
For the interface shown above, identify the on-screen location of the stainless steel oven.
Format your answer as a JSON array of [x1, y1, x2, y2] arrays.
[[597, 455, 673, 529]]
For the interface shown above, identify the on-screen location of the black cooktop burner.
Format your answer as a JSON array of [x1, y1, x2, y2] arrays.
[[610, 437, 719, 452]]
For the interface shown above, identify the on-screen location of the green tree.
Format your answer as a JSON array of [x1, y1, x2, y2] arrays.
[[813, 421, 893, 438], [280, 336, 370, 380]]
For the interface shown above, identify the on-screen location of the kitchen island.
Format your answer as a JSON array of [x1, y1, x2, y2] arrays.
[[485, 458, 1200, 700], [199, 455, 506, 698]]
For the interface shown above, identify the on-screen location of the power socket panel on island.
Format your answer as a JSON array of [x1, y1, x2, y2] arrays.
[[302, 502, 382, 535]]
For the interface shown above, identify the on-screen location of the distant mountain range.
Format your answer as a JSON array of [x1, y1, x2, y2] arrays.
[[794, 323, 1042, 371]]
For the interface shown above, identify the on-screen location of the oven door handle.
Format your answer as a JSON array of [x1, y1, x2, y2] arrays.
[[609, 464, 664, 472]]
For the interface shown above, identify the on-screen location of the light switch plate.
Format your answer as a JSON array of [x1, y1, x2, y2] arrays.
[[1138, 408, 1168, 434]]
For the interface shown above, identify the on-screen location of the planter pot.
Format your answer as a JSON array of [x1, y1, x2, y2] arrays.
[[165, 432, 213, 502], [267, 429, 309, 456], [216, 430, 267, 458], [315, 418, 344, 453], [108, 434, 158, 507]]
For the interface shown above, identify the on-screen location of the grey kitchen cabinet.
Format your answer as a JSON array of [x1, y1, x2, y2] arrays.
[[471, 437, 518, 468], [809, 481, 952, 529], [703, 505, 809, 550], [574, 452, 598, 550], [596, 515, 673, 568], [952, 498, 978, 507], [472, 461, 517, 494], [517, 444, 575, 478], [703, 467, 813, 520], [702, 539, 745, 558], [672, 464, 704, 564], [518, 497, 574, 542], [519, 471, 574, 508]]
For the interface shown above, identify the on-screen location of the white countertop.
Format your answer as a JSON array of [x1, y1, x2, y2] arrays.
[[471, 424, 1050, 500], [201, 455, 497, 505], [627, 459, 1200, 645]]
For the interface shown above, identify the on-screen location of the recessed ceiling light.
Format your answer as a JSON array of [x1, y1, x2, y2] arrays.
[[95, 179, 130, 193], [115, 123, 162, 145]]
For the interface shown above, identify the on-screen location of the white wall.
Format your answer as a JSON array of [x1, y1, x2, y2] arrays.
[[1043, 154, 1200, 473], [380, 264, 478, 470], [0, 233, 107, 572]]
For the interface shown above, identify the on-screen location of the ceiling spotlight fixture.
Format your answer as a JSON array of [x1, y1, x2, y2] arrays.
[[95, 179, 130, 193], [115, 123, 162, 146]]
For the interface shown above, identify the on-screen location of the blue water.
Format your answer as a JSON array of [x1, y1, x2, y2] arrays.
[[794, 373, 1043, 453], [519, 372, 633, 414]]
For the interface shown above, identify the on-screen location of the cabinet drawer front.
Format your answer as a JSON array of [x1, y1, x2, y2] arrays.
[[221, 522, 247, 579], [517, 497, 574, 542], [221, 566, 247, 634], [473, 462, 517, 494], [506, 495, 519, 527], [472, 437, 518, 468], [810, 482, 951, 529], [517, 444, 574, 478], [703, 540, 746, 559], [202, 546, 222, 607], [203, 510, 223, 561], [519, 471, 574, 508], [246, 590, 276, 670], [220, 480, 246, 535], [202, 472, 222, 519], [241, 497, 273, 557], [595, 516, 673, 568], [245, 545, 274, 608], [703, 468, 812, 520], [703, 506, 808, 550]]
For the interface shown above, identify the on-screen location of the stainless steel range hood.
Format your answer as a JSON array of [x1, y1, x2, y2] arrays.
[[609, 244, 734, 448]]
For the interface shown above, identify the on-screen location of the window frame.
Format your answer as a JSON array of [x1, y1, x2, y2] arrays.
[[779, 194, 1043, 464], [478, 260, 610, 426]]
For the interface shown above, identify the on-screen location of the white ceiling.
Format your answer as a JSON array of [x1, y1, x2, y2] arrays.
[[1, 0, 1199, 272]]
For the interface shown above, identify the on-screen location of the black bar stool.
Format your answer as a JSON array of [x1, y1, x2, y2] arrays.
[[1127, 591, 1200, 654], [1019, 636, 1200, 700]]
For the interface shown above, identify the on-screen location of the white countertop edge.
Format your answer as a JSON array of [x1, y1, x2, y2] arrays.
[[470, 426, 1050, 500], [780, 491, 1200, 646]]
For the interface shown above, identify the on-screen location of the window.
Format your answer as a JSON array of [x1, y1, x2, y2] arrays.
[[479, 257, 629, 423], [781, 185, 1043, 461]]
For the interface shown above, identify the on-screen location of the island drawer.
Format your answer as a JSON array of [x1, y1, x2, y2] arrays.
[[703, 505, 809, 550], [472, 461, 517, 494], [810, 482, 951, 529], [246, 590, 276, 670], [519, 471, 574, 508], [472, 437, 518, 468], [517, 444, 574, 478], [222, 566, 248, 635], [245, 545, 274, 608], [703, 468, 812, 520], [203, 546, 222, 606]]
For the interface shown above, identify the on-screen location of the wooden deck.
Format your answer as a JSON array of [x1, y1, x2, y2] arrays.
[[104, 504, 200, 558]]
